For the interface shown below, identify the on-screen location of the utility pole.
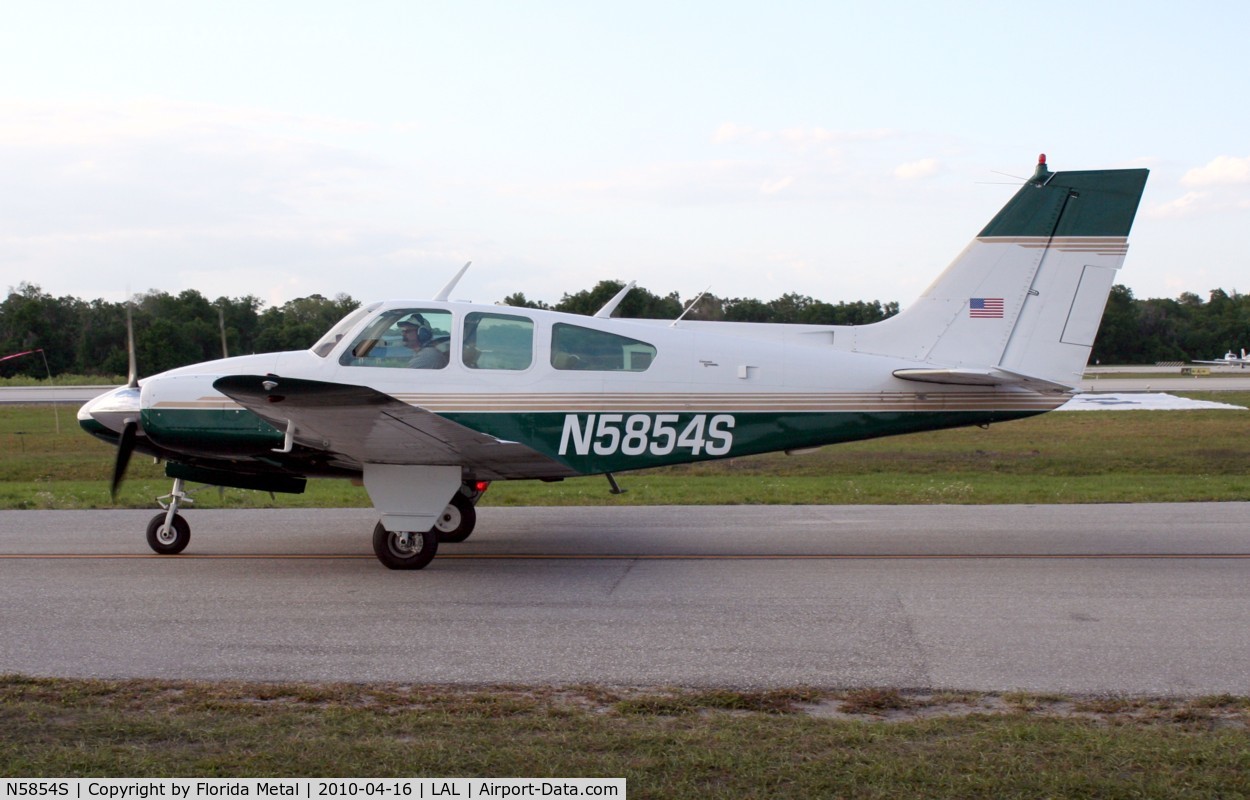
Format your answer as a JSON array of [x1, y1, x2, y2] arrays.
[[218, 305, 229, 359]]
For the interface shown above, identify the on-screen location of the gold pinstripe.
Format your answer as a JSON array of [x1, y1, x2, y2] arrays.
[[977, 236, 1129, 256], [154, 391, 1067, 415]]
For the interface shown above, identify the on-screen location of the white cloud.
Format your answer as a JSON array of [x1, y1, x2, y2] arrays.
[[1181, 155, 1250, 187], [0, 97, 377, 149], [564, 159, 844, 206], [576, 123, 923, 207], [893, 158, 940, 180], [711, 122, 752, 145], [0, 98, 399, 235], [712, 123, 895, 148], [759, 176, 794, 195], [1148, 191, 1209, 218], [0, 97, 463, 305]]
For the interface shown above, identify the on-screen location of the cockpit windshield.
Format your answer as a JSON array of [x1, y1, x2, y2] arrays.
[[310, 304, 378, 358]]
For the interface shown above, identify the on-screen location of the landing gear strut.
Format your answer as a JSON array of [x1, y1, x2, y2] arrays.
[[146, 477, 192, 555]]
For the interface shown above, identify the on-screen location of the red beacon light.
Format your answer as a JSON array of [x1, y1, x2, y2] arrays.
[[1031, 153, 1051, 183]]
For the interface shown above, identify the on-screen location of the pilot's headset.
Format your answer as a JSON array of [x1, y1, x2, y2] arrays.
[[400, 314, 433, 346]]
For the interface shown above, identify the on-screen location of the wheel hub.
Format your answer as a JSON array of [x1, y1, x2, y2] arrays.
[[390, 531, 424, 556], [434, 505, 461, 533]]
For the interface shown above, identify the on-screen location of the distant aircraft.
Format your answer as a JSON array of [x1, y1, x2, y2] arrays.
[[1194, 349, 1250, 367], [79, 155, 1149, 570]]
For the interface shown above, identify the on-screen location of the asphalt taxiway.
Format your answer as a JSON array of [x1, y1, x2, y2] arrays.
[[1, 504, 1248, 695]]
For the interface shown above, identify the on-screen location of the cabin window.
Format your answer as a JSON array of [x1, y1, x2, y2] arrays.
[[464, 312, 534, 370], [550, 323, 656, 371], [339, 309, 452, 369]]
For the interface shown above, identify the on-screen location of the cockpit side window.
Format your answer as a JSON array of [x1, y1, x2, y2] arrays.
[[550, 323, 656, 371], [339, 309, 453, 369], [463, 312, 534, 370]]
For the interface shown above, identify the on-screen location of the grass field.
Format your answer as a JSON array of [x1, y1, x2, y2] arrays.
[[3, 393, 1248, 509], [2, 677, 1248, 797]]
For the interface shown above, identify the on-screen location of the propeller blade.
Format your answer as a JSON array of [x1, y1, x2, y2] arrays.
[[125, 300, 138, 389], [110, 420, 138, 500]]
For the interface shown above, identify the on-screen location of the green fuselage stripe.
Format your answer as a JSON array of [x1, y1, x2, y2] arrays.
[[441, 409, 1045, 474], [128, 406, 1047, 477]]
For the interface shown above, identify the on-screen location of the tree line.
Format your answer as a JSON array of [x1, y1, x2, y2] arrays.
[[0, 284, 359, 378], [1091, 285, 1250, 364], [1, 280, 1246, 378]]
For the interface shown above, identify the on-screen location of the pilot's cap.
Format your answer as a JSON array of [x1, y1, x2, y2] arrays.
[[397, 313, 429, 328]]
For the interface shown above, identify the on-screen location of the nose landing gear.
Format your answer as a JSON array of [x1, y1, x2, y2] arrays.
[[145, 477, 192, 555]]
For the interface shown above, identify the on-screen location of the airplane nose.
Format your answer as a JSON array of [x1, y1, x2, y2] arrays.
[[77, 384, 142, 437]]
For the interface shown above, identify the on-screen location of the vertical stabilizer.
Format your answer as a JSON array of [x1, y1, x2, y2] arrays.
[[853, 156, 1148, 388]]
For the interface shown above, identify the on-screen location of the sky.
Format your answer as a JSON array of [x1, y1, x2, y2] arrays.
[[1, 0, 1248, 312]]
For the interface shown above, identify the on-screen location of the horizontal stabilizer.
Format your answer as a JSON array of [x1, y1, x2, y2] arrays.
[[893, 367, 1075, 393]]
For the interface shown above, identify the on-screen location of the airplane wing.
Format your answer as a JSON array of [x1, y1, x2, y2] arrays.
[[213, 375, 577, 480]]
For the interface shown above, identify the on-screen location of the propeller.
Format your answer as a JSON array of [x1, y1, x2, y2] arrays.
[[111, 297, 141, 500], [125, 298, 138, 390], [110, 420, 138, 500]]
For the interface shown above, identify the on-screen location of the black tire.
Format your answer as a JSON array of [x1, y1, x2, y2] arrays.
[[146, 512, 190, 555], [372, 522, 439, 570], [433, 492, 477, 543]]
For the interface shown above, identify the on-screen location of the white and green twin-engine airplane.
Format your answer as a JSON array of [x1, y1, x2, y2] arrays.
[[79, 156, 1148, 570]]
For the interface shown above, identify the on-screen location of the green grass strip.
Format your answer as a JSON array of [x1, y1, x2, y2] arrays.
[[2, 677, 1248, 798]]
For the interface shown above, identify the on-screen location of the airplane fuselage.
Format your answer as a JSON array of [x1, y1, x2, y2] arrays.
[[83, 300, 1062, 483]]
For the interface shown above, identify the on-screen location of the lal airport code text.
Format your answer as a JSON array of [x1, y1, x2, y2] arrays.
[[2, 781, 624, 800]]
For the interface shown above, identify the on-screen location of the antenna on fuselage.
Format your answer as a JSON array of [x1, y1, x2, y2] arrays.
[[670, 285, 711, 327], [434, 261, 472, 302], [594, 281, 635, 318]]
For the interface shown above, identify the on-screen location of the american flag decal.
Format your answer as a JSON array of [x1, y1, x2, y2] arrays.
[[969, 297, 1004, 318]]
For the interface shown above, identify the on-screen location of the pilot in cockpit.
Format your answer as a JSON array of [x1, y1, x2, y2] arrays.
[[398, 315, 449, 369]]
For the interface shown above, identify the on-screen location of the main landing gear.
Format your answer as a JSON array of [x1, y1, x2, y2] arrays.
[[371, 482, 487, 570], [372, 523, 439, 570], [432, 488, 478, 543]]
